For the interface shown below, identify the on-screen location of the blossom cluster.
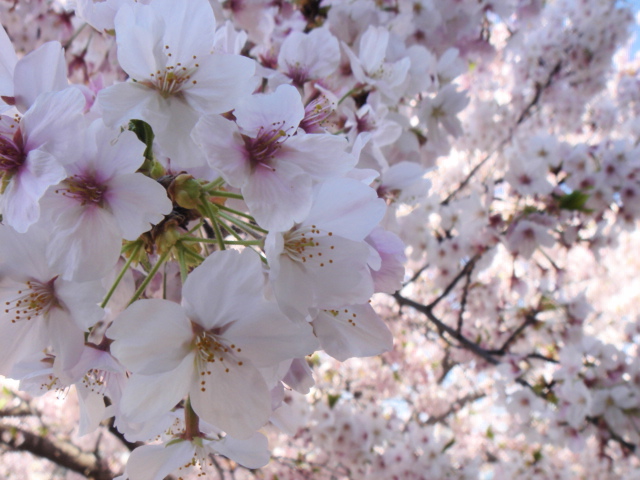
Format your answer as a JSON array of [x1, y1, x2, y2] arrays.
[[1, 0, 640, 478]]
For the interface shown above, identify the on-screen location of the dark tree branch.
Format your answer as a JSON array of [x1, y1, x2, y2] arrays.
[[403, 262, 430, 287], [426, 255, 479, 310], [485, 314, 538, 356], [456, 263, 475, 334], [394, 291, 500, 366], [0, 423, 115, 480]]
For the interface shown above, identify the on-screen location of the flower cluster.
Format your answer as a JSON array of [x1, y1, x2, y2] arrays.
[[1, 0, 640, 478]]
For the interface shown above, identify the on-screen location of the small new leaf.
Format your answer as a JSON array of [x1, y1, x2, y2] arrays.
[[558, 190, 592, 212]]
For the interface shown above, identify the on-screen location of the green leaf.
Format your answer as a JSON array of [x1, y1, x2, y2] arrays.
[[486, 426, 494, 440], [558, 190, 592, 212], [532, 448, 543, 464], [327, 393, 340, 409], [128, 119, 155, 161], [441, 437, 456, 453]]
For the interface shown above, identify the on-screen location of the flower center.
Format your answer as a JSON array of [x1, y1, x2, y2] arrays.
[[55, 174, 107, 207], [137, 46, 200, 99], [80, 368, 111, 396], [283, 224, 335, 267], [300, 95, 334, 133], [0, 117, 25, 193], [4, 278, 58, 323], [192, 328, 244, 392], [243, 121, 291, 171]]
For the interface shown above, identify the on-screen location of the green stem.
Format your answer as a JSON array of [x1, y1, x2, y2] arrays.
[[128, 249, 170, 306], [187, 220, 204, 235], [178, 245, 188, 283], [101, 242, 142, 309], [224, 240, 263, 246], [217, 218, 243, 241], [202, 177, 225, 191], [219, 211, 268, 236], [181, 247, 205, 263], [179, 236, 262, 246], [210, 216, 226, 250], [216, 203, 257, 221], [206, 190, 244, 200], [338, 86, 360, 105], [199, 199, 226, 250], [63, 22, 88, 49]]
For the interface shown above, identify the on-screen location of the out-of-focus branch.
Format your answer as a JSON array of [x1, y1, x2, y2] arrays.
[[393, 291, 500, 366], [456, 264, 474, 334], [442, 61, 563, 205], [425, 392, 486, 425], [0, 423, 115, 480], [426, 255, 479, 310], [486, 314, 538, 356]]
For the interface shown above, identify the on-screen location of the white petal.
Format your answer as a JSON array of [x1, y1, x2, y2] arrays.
[[125, 441, 194, 480], [182, 249, 264, 330], [281, 134, 356, 178], [107, 173, 172, 240], [113, 3, 163, 80], [0, 25, 17, 96], [305, 178, 385, 241], [224, 302, 319, 367], [312, 303, 393, 361], [92, 126, 145, 178], [190, 353, 271, 439], [13, 41, 68, 112], [243, 162, 311, 231], [45, 204, 122, 281], [98, 82, 167, 130], [108, 299, 193, 375], [234, 84, 304, 137], [358, 26, 388, 75], [210, 432, 270, 469], [155, 0, 216, 62], [183, 54, 256, 115], [119, 354, 194, 423], [22, 87, 86, 157], [193, 114, 250, 187]]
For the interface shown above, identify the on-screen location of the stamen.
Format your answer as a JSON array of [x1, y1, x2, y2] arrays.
[[4, 279, 58, 323], [193, 330, 243, 392], [243, 121, 295, 171], [283, 225, 336, 267], [55, 174, 107, 206]]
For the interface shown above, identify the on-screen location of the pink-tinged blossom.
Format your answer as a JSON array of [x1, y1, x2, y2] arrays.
[[505, 218, 555, 259], [420, 84, 469, 151], [342, 26, 411, 100], [265, 177, 386, 318], [193, 84, 356, 231], [505, 150, 554, 197], [41, 123, 172, 281], [0, 87, 85, 233], [558, 380, 592, 429], [0, 226, 104, 379], [108, 249, 318, 439], [98, 0, 256, 168], [277, 28, 340, 87]]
